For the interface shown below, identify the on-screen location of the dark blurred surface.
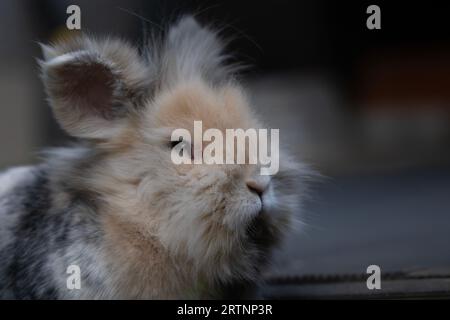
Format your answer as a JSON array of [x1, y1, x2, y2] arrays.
[[273, 167, 450, 276], [0, 0, 449, 280]]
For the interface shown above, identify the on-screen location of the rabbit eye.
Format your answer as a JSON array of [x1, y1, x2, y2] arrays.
[[169, 138, 194, 160], [169, 138, 183, 149]]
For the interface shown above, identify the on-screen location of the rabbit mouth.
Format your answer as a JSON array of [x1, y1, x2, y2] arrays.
[[247, 197, 264, 220]]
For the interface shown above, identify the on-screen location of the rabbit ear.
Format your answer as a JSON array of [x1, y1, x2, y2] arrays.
[[159, 16, 234, 86], [40, 37, 151, 139]]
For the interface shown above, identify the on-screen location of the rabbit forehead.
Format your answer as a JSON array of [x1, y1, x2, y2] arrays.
[[151, 80, 257, 131]]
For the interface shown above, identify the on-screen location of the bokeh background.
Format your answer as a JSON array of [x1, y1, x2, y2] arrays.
[[1, 0, 449, 294]]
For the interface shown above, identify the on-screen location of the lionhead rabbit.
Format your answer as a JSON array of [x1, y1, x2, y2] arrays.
[[0, 16, 310, 299]]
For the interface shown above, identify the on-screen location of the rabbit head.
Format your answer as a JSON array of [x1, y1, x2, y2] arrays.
[[40, 16, 310, 288]]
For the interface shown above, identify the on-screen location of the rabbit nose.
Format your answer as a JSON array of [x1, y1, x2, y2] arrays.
[[246, 176, 270, 197]]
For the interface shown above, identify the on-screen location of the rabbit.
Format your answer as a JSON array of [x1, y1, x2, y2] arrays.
[[0, 16, 311, 299]]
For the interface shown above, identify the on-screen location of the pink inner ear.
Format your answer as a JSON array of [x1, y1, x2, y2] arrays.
[[54, 61, 117, 120]]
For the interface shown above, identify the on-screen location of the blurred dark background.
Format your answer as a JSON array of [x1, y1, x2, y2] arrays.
[[1, 0, 449, 283]]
